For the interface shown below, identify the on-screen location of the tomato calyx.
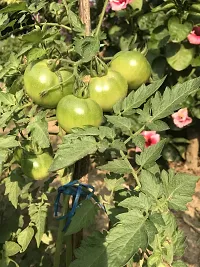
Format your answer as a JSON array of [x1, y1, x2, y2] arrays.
[[90, 56, 108, 77]]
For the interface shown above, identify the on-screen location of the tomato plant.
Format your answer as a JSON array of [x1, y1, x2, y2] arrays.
[[110, 51, 151, 90], [56, 94, 103, 133], [24, 60, 74, 108], [88, 69, 128, 111]]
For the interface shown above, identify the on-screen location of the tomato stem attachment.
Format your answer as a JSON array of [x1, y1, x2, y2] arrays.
[[40, 74, 74, 97], [90, 56, 108, 77]]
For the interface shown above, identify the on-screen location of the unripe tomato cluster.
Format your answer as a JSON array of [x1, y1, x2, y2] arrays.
[[24, 51, 151, 134], [21, 51, 151, 180]]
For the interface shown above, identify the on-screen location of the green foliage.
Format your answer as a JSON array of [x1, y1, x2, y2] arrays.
[[0, 0, 199, 266]]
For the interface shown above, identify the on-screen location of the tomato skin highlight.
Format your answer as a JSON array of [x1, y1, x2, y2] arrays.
[[88, 70, 128, 111], [56, 95, 103, 133], [21, 151, 53, 180], [110, 51, 151, 90], [24, 60, 74, 108]]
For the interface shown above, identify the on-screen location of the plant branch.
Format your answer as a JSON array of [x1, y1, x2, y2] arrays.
[[79, 0, 91, 36], [53, 195, 70, 267], [95, 0, 109, 37]]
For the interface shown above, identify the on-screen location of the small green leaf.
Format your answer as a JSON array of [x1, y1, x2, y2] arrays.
[[66, 200, 99, 235], [105, 115, 133, 133], [161, 170, 199, 210], [140, 170, 161, 199], [138, 12, 167, 32], [70, 232, 107, 267], [136, 139, 166, 169], [132, 135, 145, 151], [50, 136, 98, 171], [17, 226, 34, 252], [27, 115, 49, 149], [68, 10, 84, 33], [120, 77, 166, 115], [74, 36, 100, 62], [4, 169, 24, 209], [4, 241, 21, 257], [98, 159, 132, 174], [0, 135, 18, 149], [0, 92, 16, 106], [27, 48, 46, 63], [29, 203, 48, 247], [22, 28, 43, 44], [166, 43, 195, 71], [147, 120, 169, 131], [168, 16, 192, 43], [119, 192, 151, 212], [0, 2, 28, 13], [150, 77, 200, 121], [104, 177, 124, 192], [107, 210, 156, 267]]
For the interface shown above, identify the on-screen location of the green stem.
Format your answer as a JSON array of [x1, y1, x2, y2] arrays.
[[95, 0, 109, 37], [65, 235, 73, 267], [120, 150, 141, 188], [53, 195, 70, 267]]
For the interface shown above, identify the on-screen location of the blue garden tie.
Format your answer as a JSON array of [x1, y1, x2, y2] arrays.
[[54, 180, 105, 232]]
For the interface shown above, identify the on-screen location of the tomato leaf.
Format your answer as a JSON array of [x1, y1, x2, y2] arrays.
[[119, 192, 151, 212], [140, 170, 161, 199], [161, 169, 199, 210], [3, 241, 21, 257], [116, 77, 166, 116], [17, 226, 34, 252], [147, 120, 169, 131], [70, 232, 108, 267], [150, 77, 200, 121], [4, 169, 24, 209], [136, 139, 166, 169], [74, 36, 100, 62], [29, 202, 48, 247], [0, 135, 19, 149], [27, 114, 50, 149], [98, 159, 132, 174], [68, 10, 84, 33], [105, 115, 134, 133], [27, 48, 46, 63], [0, 2, 28, 13], [104, 177, 124, 192], [106, 210, 157, 267], [66, 200, 99, 235], [0, 92, 16, 106], [50, 136, 98, 171], [22, 28, 44, 44]]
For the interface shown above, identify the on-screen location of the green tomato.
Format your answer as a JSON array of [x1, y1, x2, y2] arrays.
[[88, 70, 128, 111], [110, 51, 151, 90], [21, 151, 53, 180], [56, 95, 103, 133], [24, 60, 74, 108]]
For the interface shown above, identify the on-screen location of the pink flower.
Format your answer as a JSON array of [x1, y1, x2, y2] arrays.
[[109, 0, 133, 11], [187, 26, 200, 45], [135, 131, 160, 152], [171, 108, 192, 128]]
